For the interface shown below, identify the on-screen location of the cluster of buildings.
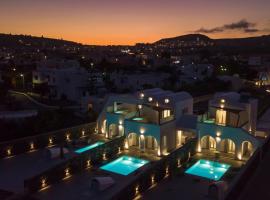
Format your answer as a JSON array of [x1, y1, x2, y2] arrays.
[[96, 88, 265, 159]]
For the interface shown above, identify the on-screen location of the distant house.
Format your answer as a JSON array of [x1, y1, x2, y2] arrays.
[[177, 63, 214, 84], [32, 59, 95, 102], [109, 71, 170, 92]]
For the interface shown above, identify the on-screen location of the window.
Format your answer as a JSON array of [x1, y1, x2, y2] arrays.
[[162, 109, 171, 118], [216, 109, 226, 125]]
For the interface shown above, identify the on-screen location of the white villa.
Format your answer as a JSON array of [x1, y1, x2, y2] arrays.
[[96, 89, 263, 160], [97, 88, 195, 156], [198, 92, 261, 160]]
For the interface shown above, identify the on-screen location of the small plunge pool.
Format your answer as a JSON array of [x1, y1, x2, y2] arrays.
[[185, 159, 230, 181], [100, 155, 149, 175]]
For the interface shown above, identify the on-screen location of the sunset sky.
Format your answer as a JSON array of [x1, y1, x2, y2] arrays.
[[0, 0, 270, 45]]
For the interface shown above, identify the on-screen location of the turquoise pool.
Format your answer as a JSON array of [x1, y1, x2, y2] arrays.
[[133, 117, 144, 121], [185, 159, 230, 181], [75, 141, 104, 154], [115, 110, 124, 114], [100, 156, 149, 175]]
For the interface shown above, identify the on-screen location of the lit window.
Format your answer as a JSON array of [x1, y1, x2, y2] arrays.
[[162, 110, 171, 118]]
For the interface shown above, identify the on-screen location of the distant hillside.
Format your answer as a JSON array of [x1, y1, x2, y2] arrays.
[[154, 33, 270, 47], [152, 34, 270, 54], [154, 34, 212, 44], [215, 35, 270, 47], [0, 33, 81, 48]]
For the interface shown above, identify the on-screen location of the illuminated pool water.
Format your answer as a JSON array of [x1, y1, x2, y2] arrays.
[[203, 119, 215, 124], [133, 117, 144, 121], [115, 110, 124, 114], [100, 156, 149, 175], [75, 142, 104, 154], [185, 159, 230, 180]]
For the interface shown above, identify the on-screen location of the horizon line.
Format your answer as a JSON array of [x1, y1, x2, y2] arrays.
[[1, 32, 269, 46]]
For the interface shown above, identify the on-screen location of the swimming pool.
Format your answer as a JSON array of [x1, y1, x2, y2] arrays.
[[133, 117, 144, 121], [75, 141, 104, 154], [115, 110, 124, 114], [100, 156, 149, 175], [185, 159, 230, 181]]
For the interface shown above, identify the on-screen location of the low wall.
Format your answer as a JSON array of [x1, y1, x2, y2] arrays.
[[0, 122, 96, 159], [111, 138, 197, 200], [24, 136, 125, 193]]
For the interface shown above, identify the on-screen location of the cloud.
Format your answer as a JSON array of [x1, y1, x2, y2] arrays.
[[194, 19, 259, 34]]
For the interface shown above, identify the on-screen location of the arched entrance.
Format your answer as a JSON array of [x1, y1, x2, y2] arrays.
[[242, 141, 253, 158], [220, 139, 236, 154], [145, 136, 158, 150], [102, 120, 107, 134], [108, 124, 118, 138], [128, 133, 139, 147], [201, 135, 216, 150]]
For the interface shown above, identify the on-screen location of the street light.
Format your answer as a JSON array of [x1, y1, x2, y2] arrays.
[[20, 74, 25, 89]]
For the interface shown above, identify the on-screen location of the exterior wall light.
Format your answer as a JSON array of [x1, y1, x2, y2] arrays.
[[151, 175, 155, 185], [140, 128, 145, 134], [66, 134, 70, 141], [124, 140, 129, 149], [30, 142, 35, 150], [86, 160, 91, 168], [81, 130, 85, 137], [140, 93, 144, 98], [221, 99, 226, 103], [135, 185, 139, 195], [148, 97, 153, 102], [138, 104, 142, 109], [41, 178, 47, 188], [157, 147, 161, 156], [7, 148, 11, 156], [165, 98, 170, 104], [49, 137, 53, 145], [237, 153, 242, 160], [103, 152, 107, 160], [197, 143, 202, 152], [65, 168, 70, 177], [216, 131, 221, 137]]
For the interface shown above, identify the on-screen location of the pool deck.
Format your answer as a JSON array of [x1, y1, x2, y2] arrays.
[[35, 157, 154, 200], [194, 150, 245, 168], [142, 173, 213, 200]]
